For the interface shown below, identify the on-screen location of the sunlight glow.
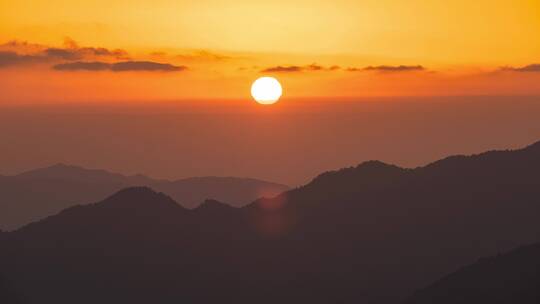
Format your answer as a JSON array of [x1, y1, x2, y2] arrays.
[[251, 77, 282, 105]]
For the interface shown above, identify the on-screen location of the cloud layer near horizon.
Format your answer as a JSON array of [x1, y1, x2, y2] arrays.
[[260, 64, 426, 73], [0, 39, 185, 72], [501, 64, 540, 73], [2, 38, 540, 102], [347, 65, 425, 72], [261, 64, 340, 73], [0, 51, 44, 67], [53, 61, 187, 72]]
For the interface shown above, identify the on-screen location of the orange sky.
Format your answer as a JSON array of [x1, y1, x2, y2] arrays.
[[1, 0, 540, 102], [1, 1, 540, 184]]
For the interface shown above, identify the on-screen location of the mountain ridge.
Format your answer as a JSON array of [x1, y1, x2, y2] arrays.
[[0, 165, 289, 230], [2, 139, 540, 304], [404, 241, 540, 304]]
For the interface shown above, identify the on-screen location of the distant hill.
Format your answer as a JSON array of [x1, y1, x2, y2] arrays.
[[1, 141, 540, 303], [0, 164, 288, 230], [404, 242, 540, 304], [152, 176, 289, 210]]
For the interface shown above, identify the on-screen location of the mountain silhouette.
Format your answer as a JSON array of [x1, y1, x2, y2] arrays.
[[0, 164, 288, 230], [15, 163, 156, 184], [404, 242, 540, 304], [1, 141, 540, 303]]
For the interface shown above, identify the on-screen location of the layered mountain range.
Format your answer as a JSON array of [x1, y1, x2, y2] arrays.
[[0, 164, 288, 230], [1, 141, 540, 303]]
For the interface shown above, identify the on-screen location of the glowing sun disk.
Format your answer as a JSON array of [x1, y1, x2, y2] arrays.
[[251, 77, 282, 105]]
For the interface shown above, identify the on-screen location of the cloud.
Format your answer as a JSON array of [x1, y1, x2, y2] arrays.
[[260, 64, 340, 73], [111, 61, 186, 72], [260, 64, 423, 74], [43, 48, 82, 60], [0, 51, 45, 67], [348, 65, 425, 72], [42, 38, 129, 60], [52, 61, 111, 71], [42, 46, 128, 60], [501, 64, 540, 72], [262, 65, 303, 73], [306, 64, 324, 71], [1, 39, 184, 72], [176, 50, 232, 61], [0, 40, 44, 53], [53, 61, 187, 72], [328, 65, 341, 71], [0, 38, 129, 68]]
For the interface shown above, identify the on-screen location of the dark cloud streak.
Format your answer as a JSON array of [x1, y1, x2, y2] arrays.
[[350, 65, 426, 72], [260, 64, 426, 73], [53, 61, 187, 72], [262, 65, 303, 73], [0, 51, 45, 67], [112, 61, 186, 72], [53, 61, 111, 71], [44, 48, 82, 60], [501, 64, 540, 72], [260, 64, 341, 73], [0, 39, 130, 69], [43, 46, 128, 61]]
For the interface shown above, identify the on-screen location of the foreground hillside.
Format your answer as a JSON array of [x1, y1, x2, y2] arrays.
[[0, 276, 22, 304], [405, 242, 540, 304], [0, 164, 288, 230], [1, 141, 540, 304]]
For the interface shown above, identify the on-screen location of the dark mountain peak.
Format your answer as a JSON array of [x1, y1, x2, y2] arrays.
[[9, 187, 186, 236], [308, 160, 406, 188], [100, 187, 182, 211], [355, 160, 403, 172], [53, 187, 180, 213]]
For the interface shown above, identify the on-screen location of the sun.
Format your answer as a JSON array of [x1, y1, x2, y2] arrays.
[[251, 77, 282, 105]]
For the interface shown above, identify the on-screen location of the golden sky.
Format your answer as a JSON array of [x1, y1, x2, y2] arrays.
[[1, 1, 540, 184], [1, 0, 540, 102]]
